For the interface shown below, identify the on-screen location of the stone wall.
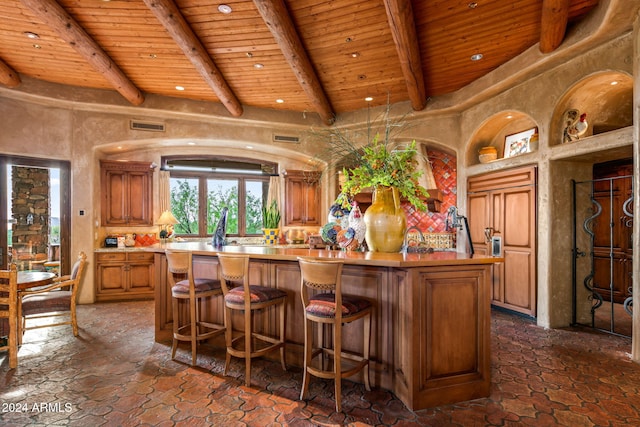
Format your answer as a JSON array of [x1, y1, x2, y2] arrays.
[[11, 166, 50, 256]]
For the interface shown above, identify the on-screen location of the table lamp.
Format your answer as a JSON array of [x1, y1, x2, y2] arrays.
[[157, 210, 179, 240]]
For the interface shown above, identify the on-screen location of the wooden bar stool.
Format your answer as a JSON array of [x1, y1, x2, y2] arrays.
[[217, 253, 287, 387], [297, 256, 372, 412], [165, 249, 225, 365]]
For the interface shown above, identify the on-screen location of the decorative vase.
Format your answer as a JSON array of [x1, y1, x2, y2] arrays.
[[364, 186, 407, 252], [262, 228, 280, 245], [212, 207, 228, 249]]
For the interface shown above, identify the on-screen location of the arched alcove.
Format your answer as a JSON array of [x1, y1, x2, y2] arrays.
[[466, 111, 538, 166], [550, 71, 633, 146]]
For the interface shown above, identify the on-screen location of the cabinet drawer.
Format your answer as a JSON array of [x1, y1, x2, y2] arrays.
[[127, 252, 154, 262], [96, 252, 127, 262]]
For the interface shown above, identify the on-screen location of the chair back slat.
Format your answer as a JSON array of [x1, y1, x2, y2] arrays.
[[0, 264, 18, 368]]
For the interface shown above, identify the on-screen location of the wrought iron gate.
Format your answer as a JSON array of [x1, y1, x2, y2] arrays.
[[572, 176, 633, 337]]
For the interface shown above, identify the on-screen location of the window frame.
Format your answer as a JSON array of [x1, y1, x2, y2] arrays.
[[165, 156, 276, 238]]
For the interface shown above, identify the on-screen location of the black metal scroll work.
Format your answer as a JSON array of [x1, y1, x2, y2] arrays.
[[583, 190, 602, 323], [622, 192, 633, 316]]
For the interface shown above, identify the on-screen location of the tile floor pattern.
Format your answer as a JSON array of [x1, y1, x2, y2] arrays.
[[1, 300, 639, 426]]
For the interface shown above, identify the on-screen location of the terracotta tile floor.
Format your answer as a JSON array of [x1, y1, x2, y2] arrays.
[[1, 300, 639, 426]]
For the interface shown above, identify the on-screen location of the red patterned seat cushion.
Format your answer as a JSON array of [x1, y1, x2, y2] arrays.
[[172, 278, 221, 294], [225, 285, 287, 305], [306, 293, 371, 318], [22, 291, 72, 316]]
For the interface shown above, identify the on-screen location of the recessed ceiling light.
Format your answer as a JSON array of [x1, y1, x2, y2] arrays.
[[148, 53, 157, 59], [471, 53, 483, 61], [468, 2, 478, 9], [254, 63, 264, 69], [187, 142, 196, 145], [218, 4, 232, 14], [350, 52, 360, 58], [24, 31, 39, 39], [506, 114, 513, 119], [175, 86, 185, 91], [365, 97, 373, 102], [610, 81, 619, 85], [32, 44, 41, 49], [276, 99, 284, 104], [246, 145, 254, 150]]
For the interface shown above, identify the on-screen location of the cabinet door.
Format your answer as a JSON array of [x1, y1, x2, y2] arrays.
[[284, 171, 321, 226], [100, 161, 154, 226], [499, 186, 536, 314], [102, 169, 128, 226], [96, 263, 127, 296], [126, 171, 152, 225], [127, 262, 154, 293]]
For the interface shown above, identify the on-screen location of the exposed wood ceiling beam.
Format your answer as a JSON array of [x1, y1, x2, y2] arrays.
[[143, 0, 243, 117], [253, 0, 335, 125], [0, 58, 21, 88], [19, 0, 144, 106], [539, 0, 570, 53], [382, 0, 427, 111]]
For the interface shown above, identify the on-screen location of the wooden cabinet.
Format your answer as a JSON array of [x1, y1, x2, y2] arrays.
[[95, 251, 155, 301], [100, 160, 154, 226], [591, 159, 633, 303], [468, 166, 537, 317], [283, 170, 321, 226]]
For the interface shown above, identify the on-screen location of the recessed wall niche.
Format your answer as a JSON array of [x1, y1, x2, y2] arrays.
[[466, 111, 538, 166], [550, 71, 633, 147]]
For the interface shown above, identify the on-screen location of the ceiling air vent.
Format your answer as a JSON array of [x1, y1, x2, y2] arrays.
[[272, 134, 300, 143], [130, 120, 165, 132]]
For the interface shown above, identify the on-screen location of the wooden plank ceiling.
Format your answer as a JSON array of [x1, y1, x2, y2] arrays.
[[0, 0, 599, 124]]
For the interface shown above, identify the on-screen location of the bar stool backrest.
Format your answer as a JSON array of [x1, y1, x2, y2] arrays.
[[298, 257, 344, 322]]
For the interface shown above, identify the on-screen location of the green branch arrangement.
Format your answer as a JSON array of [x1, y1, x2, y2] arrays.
[[307, 101, 431, 211]]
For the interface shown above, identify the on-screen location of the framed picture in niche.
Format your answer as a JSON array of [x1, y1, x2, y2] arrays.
[[504, 127, 537, 158]]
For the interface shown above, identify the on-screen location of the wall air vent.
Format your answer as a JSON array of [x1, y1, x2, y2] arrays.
[[130, 120, 165, 132], [272, 134, 300, 143]]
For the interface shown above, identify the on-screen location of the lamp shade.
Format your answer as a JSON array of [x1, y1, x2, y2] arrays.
[[157, 210, 179, 225]]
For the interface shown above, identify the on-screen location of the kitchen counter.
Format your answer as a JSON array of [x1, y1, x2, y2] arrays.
[[144, 241, 490, 267], [151, 242, 502, 410]]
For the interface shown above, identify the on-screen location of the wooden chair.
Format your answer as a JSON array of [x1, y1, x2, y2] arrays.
[[0, 264, 18, 369], [297, 256, 372, 412], [165, 249, 225, 365], [20, 252, 87, 341], [217, 253, 287, 387]]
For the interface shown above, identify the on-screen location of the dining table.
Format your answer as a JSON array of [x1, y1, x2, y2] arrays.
[[17, 271, 56, 291]]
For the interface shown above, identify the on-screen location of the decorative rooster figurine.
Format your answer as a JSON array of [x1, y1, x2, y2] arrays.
[[347, 201, 366, 247], [563, 109, 588, 143]]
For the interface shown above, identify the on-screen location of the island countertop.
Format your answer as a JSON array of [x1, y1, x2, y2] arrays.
[[144, 241, 501, 267], [151, 241, 501, 410]]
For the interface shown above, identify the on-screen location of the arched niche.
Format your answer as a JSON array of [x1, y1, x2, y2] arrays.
[[466, 111, 538, 166], [550, 71, 633, 146]]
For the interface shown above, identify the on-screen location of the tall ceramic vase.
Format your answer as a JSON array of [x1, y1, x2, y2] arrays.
[[364, 186, 407, 252]]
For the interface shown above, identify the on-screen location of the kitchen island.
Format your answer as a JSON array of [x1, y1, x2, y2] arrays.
[[148, 242, 502, 410]]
